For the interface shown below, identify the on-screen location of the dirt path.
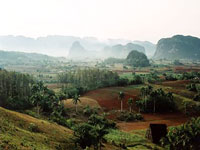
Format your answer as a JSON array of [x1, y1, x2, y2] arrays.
[[117, 113, 189, 131]]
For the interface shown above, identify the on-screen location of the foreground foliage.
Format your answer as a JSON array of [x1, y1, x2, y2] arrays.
[[73, 114, 116, 149], [161, 117, 200, 150]]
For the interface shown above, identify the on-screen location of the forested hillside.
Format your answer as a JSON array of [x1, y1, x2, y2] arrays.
[[0, 50, 60, 67], [0, 70, 34, 109], [154, 35, 200, 60]]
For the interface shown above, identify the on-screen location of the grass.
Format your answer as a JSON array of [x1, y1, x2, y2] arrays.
[[63, 97, 100, 109], [105, 129, 164, 150], [0, 107, 76, 150], [120, 72, 135, 80]]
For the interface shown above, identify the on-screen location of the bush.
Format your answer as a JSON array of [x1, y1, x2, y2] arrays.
[[193, 94, 200, 102], [130, 75, 143, 84], [28, 123, 39, 132], [73, 123, 96, 149], [88, 114, 116, 129], [66, 119, 77, 129], [161, 117, 200, 150], [117, 111, 143, 122], [165, 74, 177, 81], [83, 105, 98, 116], [134, 113, 143, 120], [186, 83, 200, 92], [73, 114, 114, 149], [117, 78, 129, 86], [24, 110, 39, 118]]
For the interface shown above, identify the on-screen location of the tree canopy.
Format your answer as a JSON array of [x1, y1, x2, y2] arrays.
[[126, 50, 150, 67]]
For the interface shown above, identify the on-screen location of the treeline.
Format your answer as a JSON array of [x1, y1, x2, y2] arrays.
[[58, 69, 120, 98], [136, 86, 175, 113], [103, 57, 125, 65], [0, 69, 34, 109], [58, 69, 119, 89], [58, 69, 143, 98], [164, 71, 200, 81]]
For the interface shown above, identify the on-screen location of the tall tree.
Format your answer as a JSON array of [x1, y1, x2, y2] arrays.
[[72, 94, 81, 113], [118, 91, 125, 112], [127, 98, 134, 112], [30, 81, 49, 115]]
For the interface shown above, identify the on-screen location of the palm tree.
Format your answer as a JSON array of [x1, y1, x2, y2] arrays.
[[140, 85, 153, 112], [72, 94, 81, 113], [118, 91, 125, 112], [127, 98, 133, 112], [150, 91, 158, 113], [140, 87, 146, 99]]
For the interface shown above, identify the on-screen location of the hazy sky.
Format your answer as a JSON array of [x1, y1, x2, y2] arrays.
[[0, 0, 199, 43]]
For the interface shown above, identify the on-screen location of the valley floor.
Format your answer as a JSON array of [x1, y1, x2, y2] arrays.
[[118, 113, 189, 131]]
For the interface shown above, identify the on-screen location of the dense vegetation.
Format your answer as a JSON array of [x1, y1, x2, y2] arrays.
[[103, 57, 125, 65], [162, 117, 200, 150], [136, 86, 175, 113], [58, 69, 119, 93], [0, 50, 59, 66], [126, 50, 150, 67], [2, 48, 200, 150], [154, 35, 200, 60], [73, 114, 116, 149], [0, 69, 34, 109]]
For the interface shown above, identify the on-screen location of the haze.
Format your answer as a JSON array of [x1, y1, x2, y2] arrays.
[[0, 0, 200, 43]]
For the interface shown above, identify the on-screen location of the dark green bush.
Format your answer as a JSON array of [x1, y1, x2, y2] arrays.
[[88, 114, 116, 129], [83, 105, 98, 116], [28, 123, 39, 132], [117, 111, 143, 122], [161, 117, 200, 150]]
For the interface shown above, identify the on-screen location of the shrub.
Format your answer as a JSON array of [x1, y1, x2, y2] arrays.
[[161, 117, 200, 150], [117, 111, 143, 122], [88, 114, 116, 129], [117, 78, 129, 86], [186, 83, 199, 92], [83, 105, 98, 116], [66, 119, 77, 129], [28, 123, 39, 132], [24, 110, 39, 118], [165, 74, 177, 81], [130, 75, 143, 84], [73, 114, 114, 149]]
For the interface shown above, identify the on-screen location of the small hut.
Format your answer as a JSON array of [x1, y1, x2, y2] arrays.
[[145, 124, 167, 144]]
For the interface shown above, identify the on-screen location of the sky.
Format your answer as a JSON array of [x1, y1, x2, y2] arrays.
[[0, 0, 199, 43]]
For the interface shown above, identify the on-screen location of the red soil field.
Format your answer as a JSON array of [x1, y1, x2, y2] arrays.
[[156, 80, 190, 88], [174, 66, 200, 73], [113, 70, 150, 73], [84, 86, 190, 131], [118, 113, 189, 131], [84, 87, 140, 111]]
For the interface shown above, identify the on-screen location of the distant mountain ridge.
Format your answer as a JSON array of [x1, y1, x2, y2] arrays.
[[0, 50, 59, 66], [103, 43, 145, 58], [0, 35, 106, 57], [68, 41, 97, 59], [153, 35, 200, 60], [68, 41, 147, 60], [133, 41, 156, 57], [0, 35, 155, 58]]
